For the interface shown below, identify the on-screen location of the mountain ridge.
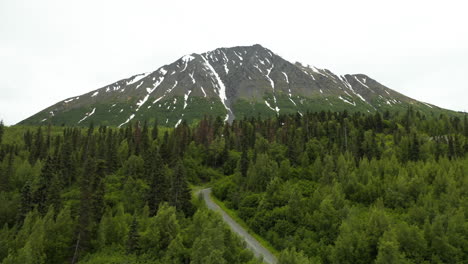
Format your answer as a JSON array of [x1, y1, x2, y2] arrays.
[[18, 44, 458, 127]]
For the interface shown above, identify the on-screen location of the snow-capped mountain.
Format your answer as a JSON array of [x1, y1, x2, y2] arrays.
[[19, 44, 452, 127]]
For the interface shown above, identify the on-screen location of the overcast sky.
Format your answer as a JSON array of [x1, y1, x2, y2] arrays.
[[1, 0, 467, 125]]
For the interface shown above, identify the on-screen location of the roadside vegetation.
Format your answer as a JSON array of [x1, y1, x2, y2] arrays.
[[0, 108, 466, 263]]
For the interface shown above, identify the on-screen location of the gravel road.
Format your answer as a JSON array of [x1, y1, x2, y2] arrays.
[[200, 188, 278, 264]]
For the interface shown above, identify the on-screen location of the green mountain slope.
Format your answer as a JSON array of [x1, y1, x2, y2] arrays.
[[18, 44, 462, 127]]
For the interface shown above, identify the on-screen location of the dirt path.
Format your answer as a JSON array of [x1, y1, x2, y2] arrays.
[[199, 188, 278, 264]]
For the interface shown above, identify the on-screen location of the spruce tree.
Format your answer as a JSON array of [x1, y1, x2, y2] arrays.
[[17, 182, 33, 224], [240, 149, 249, 178], [170, 160, 193, 216], [105, 130, 118, 174], [152, 119, 159, 141], [33, 155, 59, 214], [145, 147, 168, 215], [141, 120, 150, 154], [126, 217, 140, 254], [410, 133, 420, 161], [0, 120, 4, 144], [0, 151, 14, 192], [72, 158, 95, 264], [29, 126, 44, 164]]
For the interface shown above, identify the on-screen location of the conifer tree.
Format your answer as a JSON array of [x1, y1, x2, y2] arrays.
[[141, 120, 150, 154], [0, 151, 14, 192], [152, 119, 159, 141], [170, 160, 193, 216], [17, 182, 33, 224], [126, 217, 140, 254], [0, 120, 4, 144], [105, 130, 118, 174], [29, 126, 44, 164], [240, 149, 249, 178], [410, 133, 420, 161], [145, 147, 168, 215], [72, 158, 95, 264], [375, 230, 406, 264], [33, 156, 59, 214]]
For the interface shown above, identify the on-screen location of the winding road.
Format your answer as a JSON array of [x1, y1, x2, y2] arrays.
[[199, 188, 278, 264]]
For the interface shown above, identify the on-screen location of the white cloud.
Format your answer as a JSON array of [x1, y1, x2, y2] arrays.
[[1, 0, 467, 125]]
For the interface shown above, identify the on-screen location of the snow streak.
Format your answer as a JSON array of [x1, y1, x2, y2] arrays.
[[118, 114, 135, 128], [201, 54, 233, 122], [78, 108, 96, 124]]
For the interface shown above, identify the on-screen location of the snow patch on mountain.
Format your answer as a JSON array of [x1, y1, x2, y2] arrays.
[[282, 72, 289, 84], [201, 54, 233, 122], [136, 68, 167, 111], [339, 96, 356, 106], [265, 64, 279, 114], [234, 51, 243, 61], [197, 85, 206, 97], [265, 100, 275, 111], [354, 76, 371, 90], [118, 114, 135, 128], [180, 55, 195, 72], [78, 108, 96, 124], [136, 82, 144, 89], [184, 90, 192, 109], [127, 72, 150, 86], [312, 66, 328, 77], [189, 72, 196, 84]]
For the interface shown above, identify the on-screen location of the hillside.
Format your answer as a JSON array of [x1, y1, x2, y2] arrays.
[[18, 45, 459, 127]]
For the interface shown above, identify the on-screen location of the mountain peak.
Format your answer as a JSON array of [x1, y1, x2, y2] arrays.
[[18, 45, 452, 127]]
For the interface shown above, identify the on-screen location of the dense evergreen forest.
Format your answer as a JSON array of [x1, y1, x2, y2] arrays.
[[0, 108, 467, 263]]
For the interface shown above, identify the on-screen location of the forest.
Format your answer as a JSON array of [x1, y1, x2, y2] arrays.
[[0, 108, 467, 264]]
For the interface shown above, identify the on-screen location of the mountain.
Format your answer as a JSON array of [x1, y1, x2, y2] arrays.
[[18, 44, 457, 127]]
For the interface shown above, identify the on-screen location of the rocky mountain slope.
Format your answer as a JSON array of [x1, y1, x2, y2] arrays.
[[19, 44, 454, 127]]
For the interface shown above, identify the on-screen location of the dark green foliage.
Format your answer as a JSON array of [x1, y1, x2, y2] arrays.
[[126, 217, 140, 254], [240, 149, 249, 178], [17, 182, 33, 223], [144, 146, 168, 215], [0, 120, 4, 144], [33, 156, 61, 214], [278, 248, 317, 264], [0, 108, 466, 263], [170, 160, 194, 216]]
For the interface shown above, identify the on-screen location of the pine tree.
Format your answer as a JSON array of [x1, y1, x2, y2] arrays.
[[17, 182, 33, 224], [0, 120, 4, 144], [409, 133, 420, 161], [23, 129, 33, 151], [90, 160, 106, 224], [33, 155, 60, 214], [71, 158, 95, 264], [141, 120, 150, 154], [59, 137, 76, 186], [160, 131, 171, 162], [375, 230, 406, 264], [126, 217, 140, 254], [145, 147, 168, 215], [105, 130, 118, 174], [29, 126, 44, 164], [152, 119, 159, 141], [170, 160, 193, 216], [0, 151, 14, 192], [240, 149, 249, 178], [133, 121, 142, 156]]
